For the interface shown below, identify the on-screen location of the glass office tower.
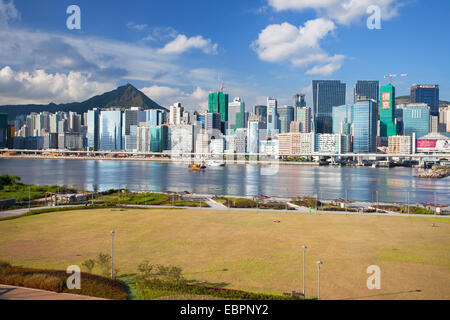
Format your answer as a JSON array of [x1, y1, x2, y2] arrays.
[[277, 105, 294, 134], [312, 80, 346, 133], [267, 97, 278, 136], [410, 85, 439, 117], [87, 108, 100, 151], [332, 105, 353, 135], [402, 104, 430, 138], [353, 100, 378, 153], [228, 97, 245, 132], [354, 80, 379, 104], [99, 110, 123, 151], [253, 105, 267, 127]]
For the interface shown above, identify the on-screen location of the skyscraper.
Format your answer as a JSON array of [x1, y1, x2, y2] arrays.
[[253, 105, 267, 127], [354, 80, 379, 104], [410, 84, 439, 118], [379, 83, 397, 137], [99, 109, 123, 151], [292, 94, 306, 110], [295, 107, 312, 133], [267, 97, 278, 136], [87, 108, 100, 151], [401, 104, 430, 138], [277, 105, 294, 134], [228, 97, 245, 131], [352, 99, 378, 153], [332, 105, 353, 135], [169, 103, 184, 125], [312, 80, 346, 133], [208, 92, 229, 122]]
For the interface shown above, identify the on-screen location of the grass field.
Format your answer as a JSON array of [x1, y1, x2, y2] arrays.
[[0, 208, 449, 300]]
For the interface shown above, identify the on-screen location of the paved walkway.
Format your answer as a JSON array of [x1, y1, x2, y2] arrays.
[[0, 284, 105, 300], [205, 198, 227, 209], [0, 205, 85, 219]]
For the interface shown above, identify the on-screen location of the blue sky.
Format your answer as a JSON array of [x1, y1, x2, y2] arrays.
[[0, 0, 449, 110]]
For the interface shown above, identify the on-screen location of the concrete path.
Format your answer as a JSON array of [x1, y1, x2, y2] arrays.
[[0, 205, 85, 219], [205, 198, 227, 209], [0, 284, 105, 300]]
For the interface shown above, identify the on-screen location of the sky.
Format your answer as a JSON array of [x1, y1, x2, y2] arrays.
[[0, 0, 449, 111]]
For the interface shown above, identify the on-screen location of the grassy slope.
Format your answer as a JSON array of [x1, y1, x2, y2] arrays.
[[0, 208, 449, 300]]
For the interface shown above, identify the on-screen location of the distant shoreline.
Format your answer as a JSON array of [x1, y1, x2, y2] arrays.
[[0, 155, 321, 166]]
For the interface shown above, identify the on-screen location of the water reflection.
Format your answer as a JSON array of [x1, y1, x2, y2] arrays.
[[1, 158, 449, 205]]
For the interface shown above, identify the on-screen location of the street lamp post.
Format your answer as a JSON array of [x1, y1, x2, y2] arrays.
[[301, 245, 307, 298], [316, 260, 323, 300], [110, 230, 115, 279], [28, 186, 31, 211]]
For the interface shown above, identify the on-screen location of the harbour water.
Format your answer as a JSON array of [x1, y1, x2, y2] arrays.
[[1, 158, 449, 205]]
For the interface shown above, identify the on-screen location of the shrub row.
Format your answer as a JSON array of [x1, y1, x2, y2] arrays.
[[138, 279, 297, 300], [0, 265, 128, 300]]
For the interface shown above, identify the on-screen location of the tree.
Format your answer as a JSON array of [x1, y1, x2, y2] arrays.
[[137, 260, 154, 280], [0, 174, 21, 187], [82, 259, 96, 273], [96, 253, 111, 277]]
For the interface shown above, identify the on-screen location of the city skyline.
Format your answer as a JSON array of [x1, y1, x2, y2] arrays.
[[0, 0, 449, 111]]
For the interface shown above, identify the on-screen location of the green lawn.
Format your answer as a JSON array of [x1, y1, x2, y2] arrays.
[[0, 208, 449, 300]]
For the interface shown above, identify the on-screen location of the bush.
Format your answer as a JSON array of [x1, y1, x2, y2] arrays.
[[23, 273, 64, 292], [0, 266, 128, 299], [0, 260, 11, 269], [138, 279, 295, 300]]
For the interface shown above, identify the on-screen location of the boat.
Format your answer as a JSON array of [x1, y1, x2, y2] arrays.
[[188, 163, 206, 170], [207, 160, 225, 167]]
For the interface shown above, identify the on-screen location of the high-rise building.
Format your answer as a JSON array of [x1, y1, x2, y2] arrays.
[[99, 110, 123, 151], [354, 80, 379, 104], [228, 97, 245, 131], [332, 105, 353, 135], [379, 83, 397, 137], [410, 84, 439, 118], [0, 113, 7, 148], [87, 108, 100, 151], [399, 103, 430, 138], [169, 103, 184, 125], [267, 97, 278, 136], [352, 99, 378, 153], [235, 128, 247, 154], [247, 119, 263, 154], [295, 107, 312, 133], [292, 94, 306, 110], [312, 80, 346, 133], [277, 105, 294, 134], [253, 105, 267, 127], [208, 92, 229, 122], [205, 113, 221, 131]]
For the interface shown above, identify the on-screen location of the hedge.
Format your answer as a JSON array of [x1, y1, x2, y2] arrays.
[[138, 279, 300, 300], [0, 265, 128, 299]]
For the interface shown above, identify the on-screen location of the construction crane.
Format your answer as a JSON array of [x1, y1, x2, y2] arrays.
[[384, 73, 408, 84]]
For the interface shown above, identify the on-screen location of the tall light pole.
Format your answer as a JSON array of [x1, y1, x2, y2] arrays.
[[28, 186, 31, 211], [316, 260, 323, 300], [110, 230, 115, 279], [301, 245, 307, 298]]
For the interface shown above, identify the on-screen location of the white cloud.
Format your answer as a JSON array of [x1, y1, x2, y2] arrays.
[[140, 85, 210, 110], [267, 0, 401, 25], [252, 19, 345, 75], [0, 0, 19, 26], [127, 22, 148, 30], [0, 66, 115, 105], [158, 34, 218, 55]]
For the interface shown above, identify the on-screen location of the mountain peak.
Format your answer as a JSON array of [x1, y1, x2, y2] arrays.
[[0, 84, 166, 120]]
